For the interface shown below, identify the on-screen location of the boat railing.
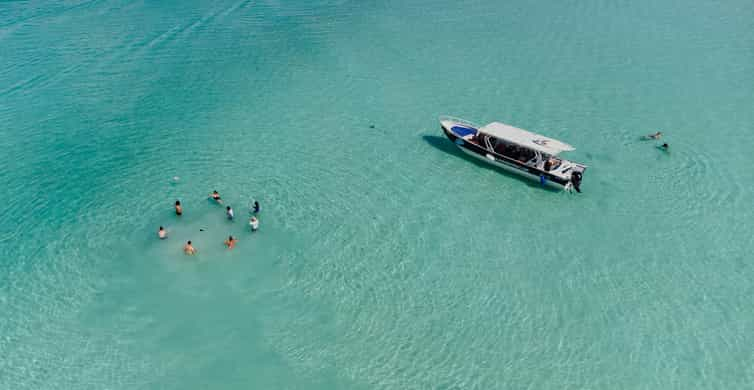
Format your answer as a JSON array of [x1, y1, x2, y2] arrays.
[[439, 115, 481, 129], [489, 149, 577, 180]]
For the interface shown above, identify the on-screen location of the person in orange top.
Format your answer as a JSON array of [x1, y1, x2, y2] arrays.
[[224, 235, 237, 249]]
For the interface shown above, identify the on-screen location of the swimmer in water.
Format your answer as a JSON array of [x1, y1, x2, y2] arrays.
[[659, 143, 669, 151], [224, 235, 237, 249], [209, 190, 223, 204], [249, 216, 259, 232], [158, 226, 167, 239], [184, 240, 196, 255], [226, 206, 234, 220], [642, 131, 662, 140], [175, 200, 183, 216], [252, 200, 260, 214]]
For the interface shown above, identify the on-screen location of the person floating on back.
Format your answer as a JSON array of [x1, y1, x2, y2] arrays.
[[158, 226, 167, 239], [224, 235, 237, 249], [249, 216, 259, 232], [642, 131, 662, 140], [184, 240, 196, 255], [226, 206, 234, 220], [252, 200, 260, 214], [175, 200, 183, 216], [210, 190, 223, 204]]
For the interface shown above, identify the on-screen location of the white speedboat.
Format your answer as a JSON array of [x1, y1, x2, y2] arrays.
[[440, 116, 587, 192]]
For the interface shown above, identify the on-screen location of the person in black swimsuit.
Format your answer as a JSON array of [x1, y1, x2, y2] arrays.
[[209, 190, 223, 204]]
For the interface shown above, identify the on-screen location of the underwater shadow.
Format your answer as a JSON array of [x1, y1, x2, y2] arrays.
[[421, 135, 561, 192]]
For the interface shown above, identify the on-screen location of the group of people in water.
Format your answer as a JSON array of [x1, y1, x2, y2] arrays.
[[158, 190, 261, 255]]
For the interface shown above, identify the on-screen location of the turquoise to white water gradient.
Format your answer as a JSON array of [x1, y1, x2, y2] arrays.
[[1, 0, 753, 388]]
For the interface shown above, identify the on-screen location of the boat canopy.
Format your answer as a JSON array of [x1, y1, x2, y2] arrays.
[[479, 122, 575, 156]]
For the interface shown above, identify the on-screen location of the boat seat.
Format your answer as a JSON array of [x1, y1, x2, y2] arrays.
[[451, 126, 477, 139]]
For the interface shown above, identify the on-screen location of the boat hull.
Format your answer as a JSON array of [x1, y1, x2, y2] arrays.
[[441, 125, 570, 189]]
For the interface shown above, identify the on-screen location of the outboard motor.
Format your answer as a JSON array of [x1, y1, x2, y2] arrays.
[[570, 171, 583, 193]]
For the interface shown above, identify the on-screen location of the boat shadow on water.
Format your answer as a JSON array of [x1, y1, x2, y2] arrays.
[[421, 135, 562, 192]]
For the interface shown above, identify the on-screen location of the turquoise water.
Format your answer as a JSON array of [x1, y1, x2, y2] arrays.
[[2, 0, 753, 388]]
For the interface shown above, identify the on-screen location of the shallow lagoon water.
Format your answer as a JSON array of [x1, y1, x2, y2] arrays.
[[1, 0, 753, 388]]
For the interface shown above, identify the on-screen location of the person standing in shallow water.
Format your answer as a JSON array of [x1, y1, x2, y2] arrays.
[[252, 200, 260, 214], [158, 226, 167, 239], [175, 200, 183, 215], [226, 206, 234, 220], [224, 235, 237, 249], [184, 240, 196, 255]]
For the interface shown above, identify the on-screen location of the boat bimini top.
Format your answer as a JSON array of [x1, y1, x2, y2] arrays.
[[477, 122, 575, 156]]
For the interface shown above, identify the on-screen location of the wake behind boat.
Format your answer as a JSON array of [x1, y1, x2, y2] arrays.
[[440, 116, 587, 192]]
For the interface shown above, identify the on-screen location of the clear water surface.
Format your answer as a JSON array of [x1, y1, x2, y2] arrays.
[[1, 0, 753, 388]]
